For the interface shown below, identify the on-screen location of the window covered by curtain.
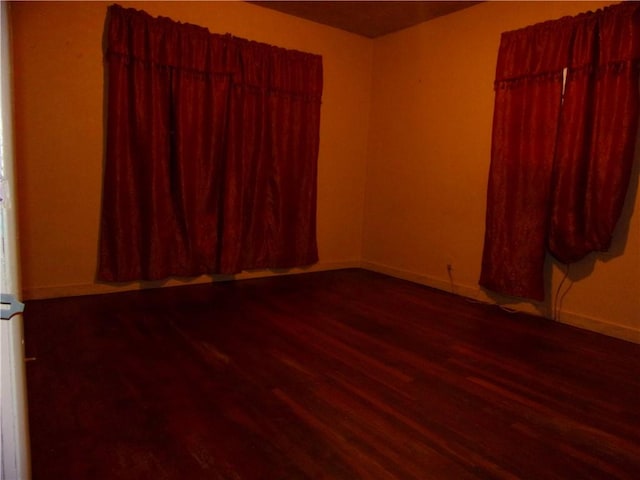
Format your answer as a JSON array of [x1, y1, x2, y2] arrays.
[[98, 5, 323, 282], [480, 2, 640, 301]]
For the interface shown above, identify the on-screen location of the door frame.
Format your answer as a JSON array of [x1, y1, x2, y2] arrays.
[[1, 2, 31, 478]]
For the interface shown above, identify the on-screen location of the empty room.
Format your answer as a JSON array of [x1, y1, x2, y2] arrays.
[[1, 1, 639, 479]]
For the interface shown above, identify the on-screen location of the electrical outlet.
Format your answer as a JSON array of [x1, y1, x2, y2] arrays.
[[446, 263, 455, 294]]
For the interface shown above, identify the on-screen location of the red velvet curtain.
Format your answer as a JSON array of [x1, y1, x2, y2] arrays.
[[481, 2, 640, 301], [98, 5, 322, 282]]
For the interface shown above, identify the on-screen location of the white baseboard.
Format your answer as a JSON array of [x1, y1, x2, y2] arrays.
[[361, 260, 453, 292], [22, 259, 639, 344], [360, 260, 640, 344], [22, 260, 362, 301], [556, 309, 640, 344]]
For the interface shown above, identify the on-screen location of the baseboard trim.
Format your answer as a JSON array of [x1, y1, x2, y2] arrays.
[[22, 261, 362, 301], [556, 309, 640, 344], [361, 260, 457, 295], [22, 259, 639, 344], [360, 260, 640, 344]]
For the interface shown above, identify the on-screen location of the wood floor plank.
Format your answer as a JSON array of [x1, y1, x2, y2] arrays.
[[23, 269, 640, 479]]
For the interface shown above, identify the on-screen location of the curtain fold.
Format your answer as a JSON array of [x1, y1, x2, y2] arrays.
[[480, 2, 640, 301], [549, 4, 640, 263], [220, 40, 321, 273], [98, 5, 322, 282], [480, 21, 573, 301]]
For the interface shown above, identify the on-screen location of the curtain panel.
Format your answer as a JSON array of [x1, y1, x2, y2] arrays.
[[98, 5, 322, 282], [480, 2, 640, 301]]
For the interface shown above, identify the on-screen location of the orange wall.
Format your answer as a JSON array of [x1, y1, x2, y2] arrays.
[[10, 1, 372, 298], [363, 1, 639, 341], [10, 1, 640, 341]]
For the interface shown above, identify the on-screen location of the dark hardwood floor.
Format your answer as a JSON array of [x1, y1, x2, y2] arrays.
[[24, 269, 640, 479]]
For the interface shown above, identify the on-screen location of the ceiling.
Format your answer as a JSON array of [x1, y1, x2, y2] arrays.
[[248, 1, 482, 38]]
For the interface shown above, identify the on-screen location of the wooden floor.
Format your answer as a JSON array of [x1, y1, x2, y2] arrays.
[[24, 269, 640, 479]]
